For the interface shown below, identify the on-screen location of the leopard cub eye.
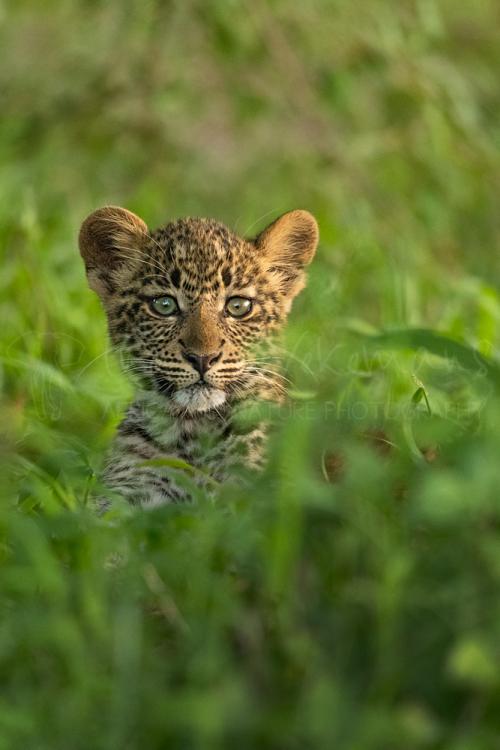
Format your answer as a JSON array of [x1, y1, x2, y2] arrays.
[[225, 296, 253, 318], [150, 295, 178, 316]]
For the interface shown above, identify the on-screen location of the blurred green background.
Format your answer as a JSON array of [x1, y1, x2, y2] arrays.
[[2, 1, 500, 748]]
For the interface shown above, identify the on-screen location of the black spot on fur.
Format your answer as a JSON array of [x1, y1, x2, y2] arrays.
[[171, 268, 181, 288], [222, 268, 232, 287]]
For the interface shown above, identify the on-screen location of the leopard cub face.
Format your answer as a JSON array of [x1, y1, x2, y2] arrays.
[[79, 207, 318, 414]]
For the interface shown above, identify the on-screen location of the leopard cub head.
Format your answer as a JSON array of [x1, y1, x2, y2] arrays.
[[79, 207, 318, 414]]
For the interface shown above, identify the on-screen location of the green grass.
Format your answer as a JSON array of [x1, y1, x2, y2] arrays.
[[2, 1, 500, 747]]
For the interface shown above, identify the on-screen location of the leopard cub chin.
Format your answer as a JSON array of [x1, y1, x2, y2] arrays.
[[171, 385, 226, 415], [79, 205, 318, 508]]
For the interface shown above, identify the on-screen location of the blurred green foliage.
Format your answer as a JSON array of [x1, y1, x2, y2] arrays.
[[1, 1, 500, 747]]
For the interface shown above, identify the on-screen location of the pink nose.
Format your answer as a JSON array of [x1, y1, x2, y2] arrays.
[[182, 350, 221, 376]]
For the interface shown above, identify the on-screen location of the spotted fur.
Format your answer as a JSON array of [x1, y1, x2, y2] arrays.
[[79, 206, 318, 508]]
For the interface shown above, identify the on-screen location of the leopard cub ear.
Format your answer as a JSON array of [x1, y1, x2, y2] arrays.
[[255, 209, 319, 300], [79, 206, 148, 297]]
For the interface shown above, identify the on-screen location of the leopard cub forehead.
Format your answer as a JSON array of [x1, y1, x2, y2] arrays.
[[149, 217, 259, 294]]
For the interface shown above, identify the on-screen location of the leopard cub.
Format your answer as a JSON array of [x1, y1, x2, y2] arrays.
[[79, 206, 318, 508]]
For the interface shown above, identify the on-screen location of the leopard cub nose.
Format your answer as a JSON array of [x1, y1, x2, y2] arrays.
[[182, 350, 222, 376]]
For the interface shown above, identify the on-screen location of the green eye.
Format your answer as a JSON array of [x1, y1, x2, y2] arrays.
[[150, 295, 178, 316], [225, 296, 253, 318]]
